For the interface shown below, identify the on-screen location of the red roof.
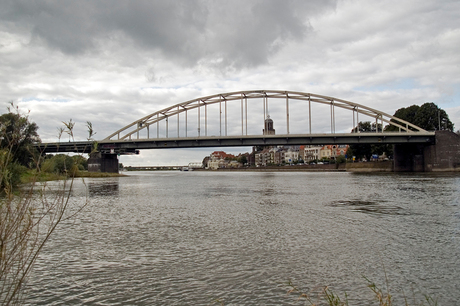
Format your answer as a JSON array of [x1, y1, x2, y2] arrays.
[[211, 151, 235, 159]]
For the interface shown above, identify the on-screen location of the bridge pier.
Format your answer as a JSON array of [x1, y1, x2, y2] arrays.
[[394, 131, 460, 172], [393, 144, 426, 172], [88, 152, 119, 173]]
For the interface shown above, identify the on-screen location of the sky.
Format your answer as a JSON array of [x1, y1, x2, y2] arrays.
[[1, 0, 460, 166]]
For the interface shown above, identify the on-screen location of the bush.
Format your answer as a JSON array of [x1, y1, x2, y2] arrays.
[[0, 109, 87, 304], [41, 154, 88, 175]]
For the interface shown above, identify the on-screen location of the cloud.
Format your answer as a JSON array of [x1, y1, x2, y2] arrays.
[[1, 0, 460, 165], [1, 0, 335, 68]]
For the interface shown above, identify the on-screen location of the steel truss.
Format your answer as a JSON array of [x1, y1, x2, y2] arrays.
[[104, 90, 428, 141]]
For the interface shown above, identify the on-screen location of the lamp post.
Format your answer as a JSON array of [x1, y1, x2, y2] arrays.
[[438, 109, 442, 131]]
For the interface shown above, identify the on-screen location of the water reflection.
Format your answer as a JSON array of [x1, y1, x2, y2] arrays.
[[330, 200, 406, 216], [88, 181, 119, 197], [257, 173, 280, 204]]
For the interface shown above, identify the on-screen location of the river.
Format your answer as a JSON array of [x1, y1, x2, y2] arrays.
[[24, 171, 460, 305]]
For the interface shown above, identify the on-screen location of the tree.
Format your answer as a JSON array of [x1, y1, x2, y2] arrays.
[[351, 121, 382, 133], [1, 109, 87, 305], [416, 102, 453, 131], [237, 155, 248, 165], [41, 154, 88, 174], [386, 102, 454, 132], [347, 121, 392, 161], [0, 104, 41, 168], [1, 105, 41, 190], [336, 155, 346, 164]]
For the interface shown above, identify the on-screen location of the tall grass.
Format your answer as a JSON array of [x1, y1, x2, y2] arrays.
[[1, 111, 88, 305], [283, 277, 438, 306]]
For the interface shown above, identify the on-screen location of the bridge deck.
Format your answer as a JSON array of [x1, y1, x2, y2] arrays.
[[36, 132, 436, 154]]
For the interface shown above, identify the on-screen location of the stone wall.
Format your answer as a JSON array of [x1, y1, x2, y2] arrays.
[[88, 152, 119, 173], [393, 143, 426, 172], [394, 131, 460, 172], [345, 161, 393, 172], [424, 131, 460, 171]]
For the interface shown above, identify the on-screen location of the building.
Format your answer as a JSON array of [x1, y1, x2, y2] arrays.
[[206, 151, 236, 169], [320, 145, 332, 159], [318, 145, 349, 160], [273, 147, 286, 165], [332, 145, 349, 159], [255, 148, 273, 166], [284, 149, 299, 164], [210, 151, 235, 160], [263, 116, 275, 135], [207, 159, 227, 169], [303, 145, 322, 162]]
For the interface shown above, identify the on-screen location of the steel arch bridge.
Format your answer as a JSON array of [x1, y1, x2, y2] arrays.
[[105, 90, 428, 142], [38, 90, 435, 155]]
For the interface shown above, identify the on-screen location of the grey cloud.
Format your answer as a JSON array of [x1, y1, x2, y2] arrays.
[[1, 0, 337, 68]]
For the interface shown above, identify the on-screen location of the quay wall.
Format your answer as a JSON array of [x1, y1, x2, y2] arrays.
[[199, 161, 393, 172]]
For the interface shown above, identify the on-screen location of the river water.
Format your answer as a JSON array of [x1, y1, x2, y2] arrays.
[[24, 171, 460, 305]]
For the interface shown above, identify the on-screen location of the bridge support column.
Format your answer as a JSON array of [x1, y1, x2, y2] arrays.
[[88, 152, 119, 173], [423, 130, 460, 171], [394, 131, 460, 172], [393, 144, 426, 172]]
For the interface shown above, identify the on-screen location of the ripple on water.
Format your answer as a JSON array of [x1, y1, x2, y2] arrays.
[[23, 172, 460, 305], [329, 200, 408, 216]]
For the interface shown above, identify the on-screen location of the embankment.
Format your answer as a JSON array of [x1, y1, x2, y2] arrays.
[[198, 161, 394, 172]]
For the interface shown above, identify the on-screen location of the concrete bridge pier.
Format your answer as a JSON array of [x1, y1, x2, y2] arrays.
[[88, 152, 119, 173], [393, 144, 426, 172], [394, 131, 460, 172]]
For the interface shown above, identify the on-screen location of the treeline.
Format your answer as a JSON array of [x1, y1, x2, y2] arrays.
[[0, 104, 91, 305], [0, 104, 89, 191], [41, 154, 88, 174], [347, 102, 455, 161]]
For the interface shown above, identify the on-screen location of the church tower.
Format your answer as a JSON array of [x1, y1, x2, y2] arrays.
[[263, 115, 275, 135]]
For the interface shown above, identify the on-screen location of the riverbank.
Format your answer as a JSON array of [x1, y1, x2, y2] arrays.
[[192, 161, 394, 172], [20, 170, 126, 184], [73, 171, 127, 178]]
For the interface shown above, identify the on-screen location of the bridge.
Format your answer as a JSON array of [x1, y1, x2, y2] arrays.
[[37, 90, 460, 172]]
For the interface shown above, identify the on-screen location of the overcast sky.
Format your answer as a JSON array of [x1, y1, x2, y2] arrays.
[[1, 0, 459, 166]]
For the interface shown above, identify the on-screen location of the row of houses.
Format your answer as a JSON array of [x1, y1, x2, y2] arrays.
[[204, 145, 349, 169], [204, 151, 242, 169], [254, 145, 349, 166]]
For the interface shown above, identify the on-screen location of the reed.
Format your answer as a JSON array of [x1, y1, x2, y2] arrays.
[[283, 277, 438, 306]]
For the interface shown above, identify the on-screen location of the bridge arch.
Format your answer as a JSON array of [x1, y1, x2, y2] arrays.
[[104, 90, 428, 141]]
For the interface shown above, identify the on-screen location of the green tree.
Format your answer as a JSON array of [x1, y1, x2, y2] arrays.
[[237, 155, 248, 165], [347, 121, 392, 161], [1, 104, 41, 189], [416, 102, 453, 131], [336, 155, 346, 164], [1, 112, 87, 305], [386, 102, 454, 132], [0, 105, 41, 167], [73, 155, 88, 171], [41, 154, 88, 174], [351, 121, 382, 133]]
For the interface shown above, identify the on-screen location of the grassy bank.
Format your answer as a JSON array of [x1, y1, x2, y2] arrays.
[[21, 170, 126, 184], [73, 171, 126, 178]]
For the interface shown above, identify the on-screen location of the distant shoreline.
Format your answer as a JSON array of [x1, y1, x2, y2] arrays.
[[197, 161, 394, 172], [123, 161, 395, 173]]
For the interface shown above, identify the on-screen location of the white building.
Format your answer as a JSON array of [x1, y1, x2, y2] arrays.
[[303, 145, 322, 161], [320, 145, 332, 159], [284, 149, 299, 164]]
